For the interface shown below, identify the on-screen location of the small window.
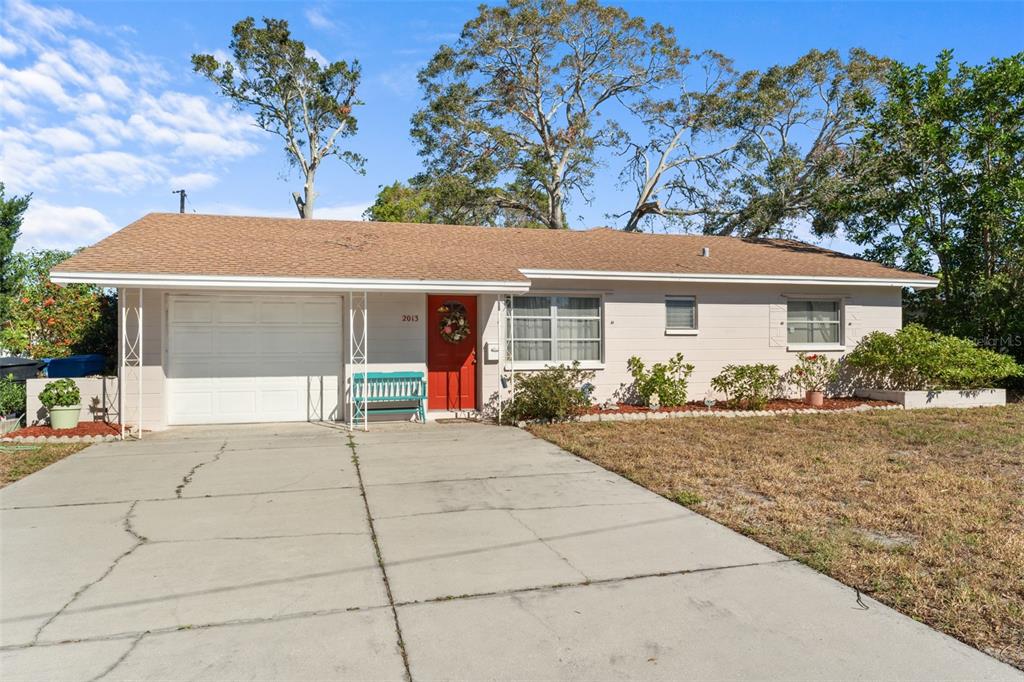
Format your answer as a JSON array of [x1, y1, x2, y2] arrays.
[[787, 300, 841, 345], [508, 295, 602, 363], [666, 297, 697, 332]]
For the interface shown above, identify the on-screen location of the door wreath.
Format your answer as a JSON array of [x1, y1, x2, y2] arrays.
[[437, 302, 471, 344]]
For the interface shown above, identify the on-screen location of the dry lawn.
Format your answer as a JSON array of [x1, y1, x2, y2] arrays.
[[0, 442, 88, 487], [531, 405, 1024, 669]]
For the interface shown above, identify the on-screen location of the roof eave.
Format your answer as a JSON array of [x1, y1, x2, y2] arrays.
[[49, 271, 531, 294], [518, 269, 939, 289]]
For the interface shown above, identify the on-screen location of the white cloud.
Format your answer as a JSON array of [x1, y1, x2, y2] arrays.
[[35, 126, 95, 153], [0, 35, 24, 58], [306, 47, 329, 67], [0, 1, 264, 199], [0, 141, 51, 194], [169, 172, 219, 191], [17, 201, 117, 252], [305, 7, 334, 30], [96, 74, 131, 99], [77, 113, 125, 147], [5, 0, 92, 40], [50, 152, 164, 193]]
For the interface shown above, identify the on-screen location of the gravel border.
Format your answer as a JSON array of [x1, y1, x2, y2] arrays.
[[1, 434, 119, 443]]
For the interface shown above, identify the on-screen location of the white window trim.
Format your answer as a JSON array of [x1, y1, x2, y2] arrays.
[[665, 295, 698, 335], [787, 344, 846, 352], [506, 360, 606, 371], [505, 293, 604, 368], [785, 298, 844, 350]]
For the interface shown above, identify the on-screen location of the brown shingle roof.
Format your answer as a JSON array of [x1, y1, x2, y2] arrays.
[[52, 213, 936, 284]]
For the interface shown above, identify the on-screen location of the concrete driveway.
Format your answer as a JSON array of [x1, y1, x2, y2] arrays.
[[1, 423, 1016, 681]]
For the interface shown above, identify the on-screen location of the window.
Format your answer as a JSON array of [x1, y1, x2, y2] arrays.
[[508, 296, 601, 363], [665, 296, 697, 332], [787, 300, 841, 345]]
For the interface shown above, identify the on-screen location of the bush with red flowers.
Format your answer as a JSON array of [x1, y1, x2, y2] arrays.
[[0, 250, 116, 362], [784, 352, 839, 394]]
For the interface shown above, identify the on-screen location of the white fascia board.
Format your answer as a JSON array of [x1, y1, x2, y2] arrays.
[[50, 271, 532, 294], [518, 269, 939, 289]]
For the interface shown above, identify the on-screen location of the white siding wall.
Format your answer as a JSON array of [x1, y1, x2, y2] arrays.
[[360, 292, 427, 373], [480, 281, 903, 406], [133, 284, 902, 426]]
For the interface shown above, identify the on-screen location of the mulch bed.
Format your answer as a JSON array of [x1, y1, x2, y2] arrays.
[[1, 421, 123, 439], [584, 397, 895, 415]]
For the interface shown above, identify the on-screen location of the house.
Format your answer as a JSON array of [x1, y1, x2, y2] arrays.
[[50, 213, 937, 430]]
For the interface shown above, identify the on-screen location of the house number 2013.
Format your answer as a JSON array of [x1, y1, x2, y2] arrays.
[[402, 314, 419, 322]]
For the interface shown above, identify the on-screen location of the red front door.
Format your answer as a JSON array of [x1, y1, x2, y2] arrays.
[[427, 295, 477, 411]]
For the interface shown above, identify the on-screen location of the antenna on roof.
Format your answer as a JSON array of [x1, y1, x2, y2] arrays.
[[172, 189, 186, 214]]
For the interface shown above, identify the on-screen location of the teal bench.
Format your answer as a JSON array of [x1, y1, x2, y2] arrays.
[[353, 372, 427, 423]]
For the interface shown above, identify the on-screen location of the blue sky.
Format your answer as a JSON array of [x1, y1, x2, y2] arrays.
[[2, 0, 1021, 255]]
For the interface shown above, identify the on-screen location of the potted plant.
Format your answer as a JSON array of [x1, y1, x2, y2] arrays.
[[38, 378, 82, 430], [786, 353, 838, 407]]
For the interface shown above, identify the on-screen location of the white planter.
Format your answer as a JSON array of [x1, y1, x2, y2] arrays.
[[855, 388, 1006, 409], [1, 416, 21, 435]]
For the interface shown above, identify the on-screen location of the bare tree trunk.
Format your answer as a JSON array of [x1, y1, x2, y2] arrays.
[[548, 186, 565, 229], [295, 171, 316, 219], [303, 175, 315, 219]]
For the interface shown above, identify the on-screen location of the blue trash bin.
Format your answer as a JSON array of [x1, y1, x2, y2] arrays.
[[44, 354, 107, 378]]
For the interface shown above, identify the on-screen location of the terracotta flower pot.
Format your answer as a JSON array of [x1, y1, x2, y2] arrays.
[[804, 390, 824, 407]]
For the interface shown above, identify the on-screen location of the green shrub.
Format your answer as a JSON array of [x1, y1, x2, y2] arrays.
[[0, 374, 26, 417], [626, 353, 695, 407], [784, 353, 839, 393], [710, 363, 782, 410], [502, 362, 596, 423], [38, 378, 81, 409], [845, 324, 1023, 390]]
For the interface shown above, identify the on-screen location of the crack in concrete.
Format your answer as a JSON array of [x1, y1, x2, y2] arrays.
[[89, 632, 146, 681], [2, 603, 395, 652], [363, 469, 603, 488], [1, 485, 360, 511], [394, 558, 797, 609], [145, 531, 369, 545], [348, 434, 413, 682], [31, 501, 148, 645], [506, 510, 592, 583], [175, 441, 226, 498], [374, 499, 659, 521], [5, 558, 796, 653]]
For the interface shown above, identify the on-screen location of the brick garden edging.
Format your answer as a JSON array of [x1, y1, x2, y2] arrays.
[[516, 403, 903, 427]]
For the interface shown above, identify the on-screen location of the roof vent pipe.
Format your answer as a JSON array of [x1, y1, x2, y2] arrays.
[[701, 247, 711, 257]]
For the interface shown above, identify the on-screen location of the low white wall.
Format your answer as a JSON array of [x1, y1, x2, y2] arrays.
[[26, 377, 119, 425], [855, 388, 1006, 408]]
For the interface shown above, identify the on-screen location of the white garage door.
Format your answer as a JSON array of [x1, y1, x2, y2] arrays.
[[167, 294, 343, 425]]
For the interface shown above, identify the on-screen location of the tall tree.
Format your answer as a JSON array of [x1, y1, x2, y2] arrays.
[[615, 51, 743, 232], [0, 183, 31, 324], [413, 0, 680, 229], [817, 51, 1024, 361], [364, 176, 546, 227], [193, 17, 364, 219], [619, 49, 887, 236]]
